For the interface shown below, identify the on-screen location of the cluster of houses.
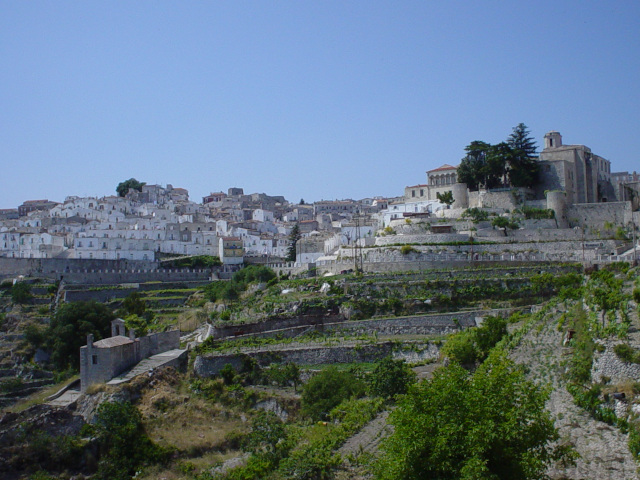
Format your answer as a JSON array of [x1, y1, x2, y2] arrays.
[[2, 131, 639, 267], [0, 184, 391, 265]]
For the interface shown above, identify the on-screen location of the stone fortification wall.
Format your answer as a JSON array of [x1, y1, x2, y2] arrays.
[[194, 341, 440, 377], [0, 257, 230, 284], [60, 268, 214, 285], [567, 202, 632, 229], [467, 189, 534, 210], [0, 258, 157, 278]]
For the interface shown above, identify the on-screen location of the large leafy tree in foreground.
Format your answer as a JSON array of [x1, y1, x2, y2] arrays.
[[376, 350, 566, 480]]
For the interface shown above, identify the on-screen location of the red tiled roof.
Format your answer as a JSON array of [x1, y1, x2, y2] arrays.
[[427, 164, 458, 173]]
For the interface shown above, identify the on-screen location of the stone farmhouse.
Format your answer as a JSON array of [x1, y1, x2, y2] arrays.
[[80, 318, 181, 392]]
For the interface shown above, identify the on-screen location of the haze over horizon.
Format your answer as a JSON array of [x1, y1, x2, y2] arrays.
[[1, 1, 638, 209]]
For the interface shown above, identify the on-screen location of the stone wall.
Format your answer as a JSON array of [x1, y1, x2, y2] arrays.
[[591, 341, 640, 384], [193, 341, 440, 377], [374, 233, 469, 246], [213, 307, 524, 341], [567, 202, 632, 229], [139, 330, 181, 360], [0, 258, 157, 278], [467, 189, 534, 210], [0, 257, 227, 284]]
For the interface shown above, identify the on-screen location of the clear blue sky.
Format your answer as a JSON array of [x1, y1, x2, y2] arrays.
[[1, 1, 638, 208]]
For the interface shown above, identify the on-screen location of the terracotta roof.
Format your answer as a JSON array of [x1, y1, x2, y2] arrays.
[[93, 336, 133, 348], [427, 164, 458, 173]]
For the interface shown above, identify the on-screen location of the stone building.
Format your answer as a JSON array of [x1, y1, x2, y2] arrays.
[[611, 171, 640, 203], [80, 318, 180, 392], [537, 131, 614, 204], [404, 164, 459, 203]]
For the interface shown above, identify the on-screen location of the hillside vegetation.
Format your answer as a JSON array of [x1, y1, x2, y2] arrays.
[[0, 262, 639, 479]]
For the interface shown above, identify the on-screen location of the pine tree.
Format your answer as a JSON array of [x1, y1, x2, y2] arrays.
[[286, 224, 301, 262], [507, 123, 537, 157]]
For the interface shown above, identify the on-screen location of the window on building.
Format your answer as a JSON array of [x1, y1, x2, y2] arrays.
[[92, 355, 98, 365], [420, 189, 424, 196]]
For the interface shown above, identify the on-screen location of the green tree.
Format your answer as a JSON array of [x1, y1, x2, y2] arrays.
[[376, 350, 566, 480], [245, 410, 290, 462], [120, 291, 146, 317], [436, 190, 454, 208], [286, 223, 301, 262], [232, 265, 276, 285], [586, 269, 624, 327], [301, 366, 365, 420], [368, 357, 416, 402], [45, 301, 115, 370], [115, 178, 145, 197], [492, 216, 520, 236], [474, 316, 508, 359], [507, 123, 539, 188], [461, 207, 490, 223], [11, 281, 32, 304], [123, 314, 148, 338], [93, 401, 166, 480], [507, 122, 537, 157], [457, 141, 491, 191], [458, 124, 540, 191]]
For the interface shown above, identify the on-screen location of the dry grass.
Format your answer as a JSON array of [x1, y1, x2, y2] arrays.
[[4, 374, 80, 413], [145, 397, 246, 451]]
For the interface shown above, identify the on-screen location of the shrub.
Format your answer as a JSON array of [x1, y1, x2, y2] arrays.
[[11, 281, 32, 304], [368, 357, 416, 401], [521, 206, 555, 220], [301, 367, 365, 420], [220, 363, 236, 385], [92, 401, 169, 479], [613, 344, 640, 364], [461, 207, 489, 223], [400, 245, 418, 255]]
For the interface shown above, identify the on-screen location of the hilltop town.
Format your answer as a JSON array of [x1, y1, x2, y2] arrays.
[[1, 128, 640, 480], [1, 129, 639, 280]]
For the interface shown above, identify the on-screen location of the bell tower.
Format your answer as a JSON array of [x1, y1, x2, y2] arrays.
[[544, 131, 562, 149]]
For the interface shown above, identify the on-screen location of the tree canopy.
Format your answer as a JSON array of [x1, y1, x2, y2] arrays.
[[301, 366, 365, 420], [116, 178, 145, 197], [436, 190, 454, 207], [11, 281, 32, 304], [45, 301, 115, 370], [376, 350, 565, 480], [368, 357, 416, 401], [457, 124, 539, 191], [286, 224, 301, 262]]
